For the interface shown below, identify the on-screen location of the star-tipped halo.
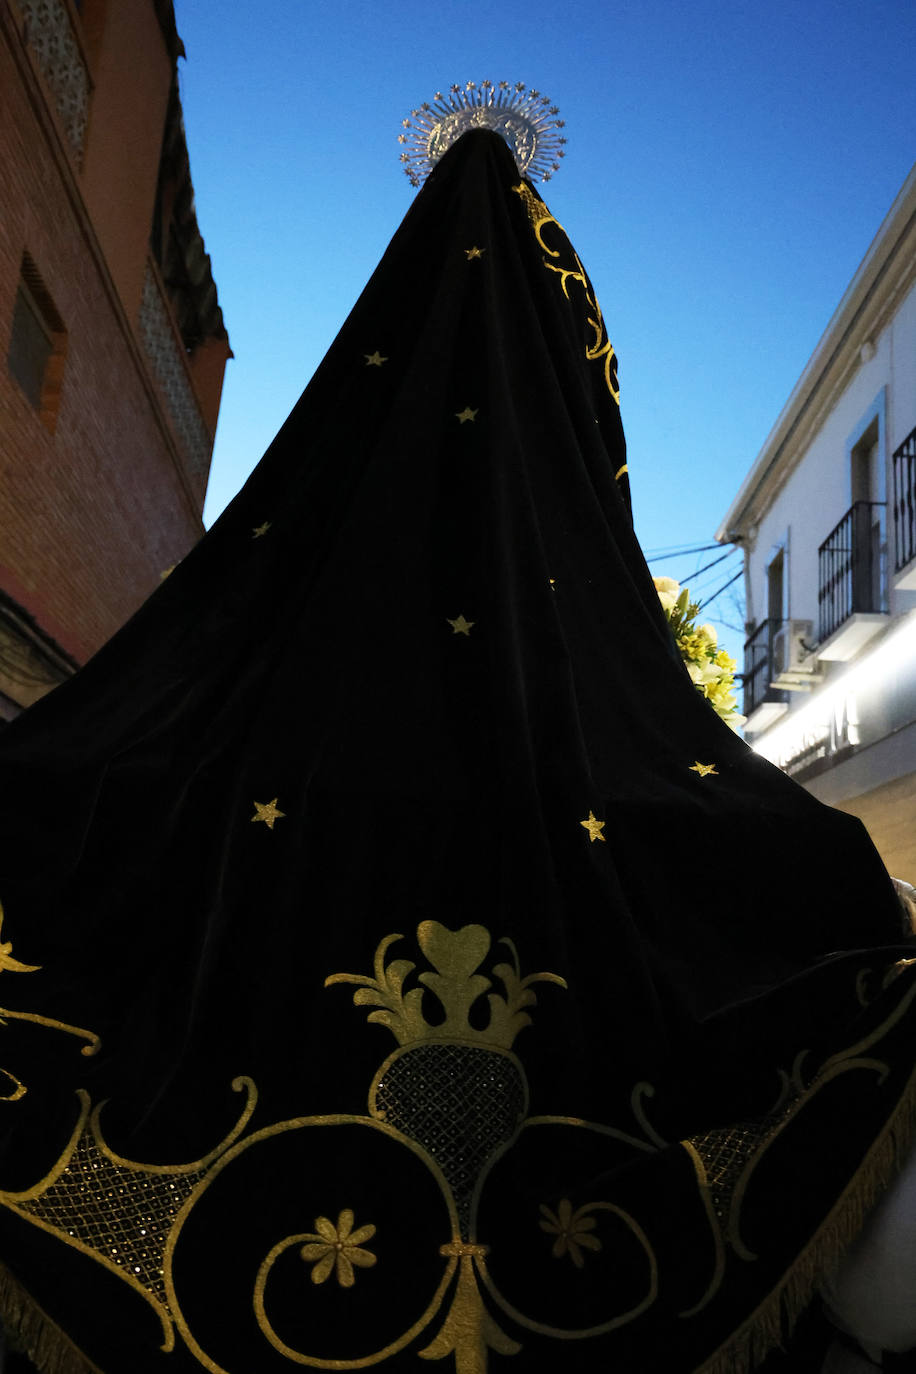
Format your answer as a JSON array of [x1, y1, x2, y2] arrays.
[[399, 80, 567, 188]]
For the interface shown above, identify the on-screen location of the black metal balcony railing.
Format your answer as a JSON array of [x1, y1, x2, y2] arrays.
[[742, 618, 781, 718], [893, 424, 916, 572], [818, 501, 886, 643]]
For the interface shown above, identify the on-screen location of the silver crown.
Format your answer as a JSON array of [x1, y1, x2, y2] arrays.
[[398, 81, 567, 187]]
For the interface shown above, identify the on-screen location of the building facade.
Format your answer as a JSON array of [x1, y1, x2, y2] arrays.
[[717, 163, 916, 879], [0, 0, 229, 718]]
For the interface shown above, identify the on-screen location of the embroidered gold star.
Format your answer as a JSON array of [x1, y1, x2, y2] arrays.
[[252, 522, 271, 538], [690, 762, 718, 778], [465, 246, 485, 260], [580, 811, 606, 843], [447, 614, 474, 636], [455, 406, 478, 424], [251, 798, 285, 829], [364, 351, 388, 367]]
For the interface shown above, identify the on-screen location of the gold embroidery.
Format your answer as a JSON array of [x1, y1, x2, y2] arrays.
[[447, 615, 475, 636], [539, 1199, 602, 1268], [615, 464, 628, 480], [0, 1007, 100, 1058], [252, 1161, 459, 1372], [250, 798, 285, 829], [369, 1041, 528, 1240], [464, 246, 485, 261], [1, 1078, 257, 1352], [0, 901, 101, 1096], [681, 978, 916, 1315], [688, 1119, 775, 1234], [20, 1119, 207, 1328], [364, 351, 387, 367], [511, 182, 620, 406], [678, 1140, 727, 1318], [479, 1202, 658, 1340], [251, 522, 271, 538], [510, 183, 566, 253], [418, 1252, 521, 1371], [630, 1082, 668, 1149], [0, 905, 40, 975], [0, 1067, 25, 1101], [455, 406, 478, 424], [0, 923, 669, 1372], [689, 762, 718, 778], [299, 1209, 377, 1287], [885, 956, 916, 987], [579, 811, 606, 843], [440, 1240, 488, 1258], [583, 298, 619, 405], [820, 974, 916, 1070], [524, 1113, 659, 1156], [326, 924, 568, 1260], [543, 255, 586, 296], [326, 923, 566, 1052]]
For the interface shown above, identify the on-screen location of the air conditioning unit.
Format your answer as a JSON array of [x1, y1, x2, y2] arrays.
[[772, 620, 820, 689]]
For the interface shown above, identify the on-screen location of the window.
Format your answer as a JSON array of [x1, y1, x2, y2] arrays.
[[764, 533, 789, 641], [847, 395, 887, 614], [766, 545, 786, 626], [7, 254, 67, 433]]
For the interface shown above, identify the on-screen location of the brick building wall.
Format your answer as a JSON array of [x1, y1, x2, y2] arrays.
[[0, 0, 229, 710]]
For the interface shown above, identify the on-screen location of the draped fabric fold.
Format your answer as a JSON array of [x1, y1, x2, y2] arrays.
[[0, 130, 912, 1374]]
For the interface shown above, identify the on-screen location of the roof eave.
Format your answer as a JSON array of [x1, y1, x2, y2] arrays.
[[716, 160, 916, 545]]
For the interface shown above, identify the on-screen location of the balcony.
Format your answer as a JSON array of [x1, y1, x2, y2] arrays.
[[742, 617, 823, 733], [742, 619, 788, 731], [817, 501, 888, 661], [893, 424, 916, 586]]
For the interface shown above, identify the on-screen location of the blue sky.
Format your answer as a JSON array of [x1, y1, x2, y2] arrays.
[[177, 0, 916, 647]]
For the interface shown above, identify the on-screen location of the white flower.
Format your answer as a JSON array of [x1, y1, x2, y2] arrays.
[[686, 660, 719, 687], [653, 576, 680, 614], [654, 576, 745, 732]]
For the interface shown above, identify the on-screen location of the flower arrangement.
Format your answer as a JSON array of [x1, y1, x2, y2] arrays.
[[653, 577, 745, 731]]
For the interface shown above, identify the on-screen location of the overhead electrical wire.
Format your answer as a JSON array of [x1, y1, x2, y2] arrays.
[[697, 568, 744, 612], [644, 542, 724, 562], [683, 547, 739, 584]]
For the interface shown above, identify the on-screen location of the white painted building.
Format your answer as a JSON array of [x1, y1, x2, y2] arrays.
[[716, 162, 916, 879]]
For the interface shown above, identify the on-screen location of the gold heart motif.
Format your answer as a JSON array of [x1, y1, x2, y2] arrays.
[[417, 922, 491, 979]]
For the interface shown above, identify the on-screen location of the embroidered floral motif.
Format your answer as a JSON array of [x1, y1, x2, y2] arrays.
[[539, 1199, 602, 1268], [300, 1209, 377, 1287]]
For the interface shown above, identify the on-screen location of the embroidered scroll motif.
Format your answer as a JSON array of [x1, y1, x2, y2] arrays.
[[679, 976, 916, 1318], [0, 900, 100, 1098], [0, 921, 663, 1371], [511, 182, 620, 405], [0, 1080, 258, 1350], [10, 919, 904, 1372]]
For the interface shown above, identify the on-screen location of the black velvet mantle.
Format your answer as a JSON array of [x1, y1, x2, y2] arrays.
[[0, 130, 913, 1374]]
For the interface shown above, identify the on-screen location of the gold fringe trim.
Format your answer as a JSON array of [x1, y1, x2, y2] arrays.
[[695, 1054, 916, 1374], [0, 1258, 104, 1374]]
